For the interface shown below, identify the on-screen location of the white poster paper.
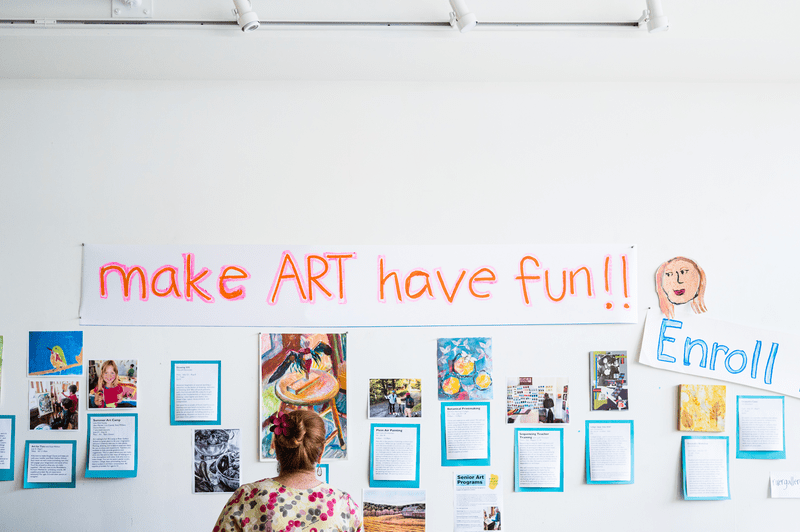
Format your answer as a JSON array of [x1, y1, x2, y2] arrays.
[[453, 472, 503, 532], [588, 422, 632, 482], [26, 443, 72, 483], [0, 418, 11, 470], [371, 426, 418, 481], [517, 430, 560, 488], [88, 416, 136, 471], [445, 404, 488, 461], [639, 308, 800, 398], [80, 244, 638, 327], [684, 438, 729, 499], [738, 397, 783, 452], [173, 363, 219, 422], [770, 472, 800, 498]]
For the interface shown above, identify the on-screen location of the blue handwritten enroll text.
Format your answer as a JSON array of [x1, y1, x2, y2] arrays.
[[657, 318, 778, 385]]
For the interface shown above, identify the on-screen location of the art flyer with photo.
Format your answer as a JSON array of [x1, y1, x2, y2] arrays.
[[453, 472, 503, 532], [0, 415, 14, 481], [590, 351, 628, 410], [89, 359, 137, 409], [171, 360, 221, 425], [259, 333, 347, 460], [86, 413, 138, 478], [29, 379, 80, 431], [506, 377, 569, 424], [441, 402, 490, 466], [368, 378, 421, 419], [194, 429, 240, 493], [362, 488, 426, 532], [24, 440, 76, 489], [369, 424, 421, 488]]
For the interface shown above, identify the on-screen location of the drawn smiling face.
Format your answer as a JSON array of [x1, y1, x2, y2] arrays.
[[661, 259, 700, 305]]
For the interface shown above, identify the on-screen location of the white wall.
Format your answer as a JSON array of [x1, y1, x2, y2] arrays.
[[0, 80, 799, 532]]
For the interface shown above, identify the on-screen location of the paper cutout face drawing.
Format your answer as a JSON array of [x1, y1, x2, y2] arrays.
[[655, 257, 707, 318]]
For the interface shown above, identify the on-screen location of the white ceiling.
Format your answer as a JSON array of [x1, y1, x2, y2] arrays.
[[1, 0, 798, 82]]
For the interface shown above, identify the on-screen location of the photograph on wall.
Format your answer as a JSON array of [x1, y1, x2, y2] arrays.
[[590, 351, 628, 410], [29, 380, 80, 430], [507, 377, 569, 424], [88, 359, 137, 408], [369, 379, 421, 418], [194, 429, 240, 493], [259, 333, 347, 461], [28, 331, 83, 377], [679, 384, 725, 432], [362, 488, 426, 532], [437, 337, 492, 401]]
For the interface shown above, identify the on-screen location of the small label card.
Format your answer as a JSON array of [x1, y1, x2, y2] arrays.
[[770, 472, 800, 498]]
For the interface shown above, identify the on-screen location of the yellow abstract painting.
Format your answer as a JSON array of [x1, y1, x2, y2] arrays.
[[679, 384, 726, 432]]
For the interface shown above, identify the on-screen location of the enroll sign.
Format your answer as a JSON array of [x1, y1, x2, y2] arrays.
[[79, 244, 637, 327]]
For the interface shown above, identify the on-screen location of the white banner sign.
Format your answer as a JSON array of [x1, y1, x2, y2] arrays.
[[639, 308, 800, 398], [80, 244, 637, 327]]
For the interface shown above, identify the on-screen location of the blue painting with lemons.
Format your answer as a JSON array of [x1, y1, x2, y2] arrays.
[[28, 331, 84, 376], [437, 337, 492, 400]]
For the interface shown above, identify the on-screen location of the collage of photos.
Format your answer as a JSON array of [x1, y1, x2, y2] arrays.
[[194, 429, 241, 493], [506, 377, 569, 424], [590, 351, 629, 411], [88, 359, 138, 408], [369, 379, 421, 418]]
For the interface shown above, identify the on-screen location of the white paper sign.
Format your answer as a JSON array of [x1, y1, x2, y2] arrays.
[[88, 416, 136, 471], [80, 244, 637, 327], [445, 404, 488, 460], [738, 397, 784, 452], [770, 472, 800, 498], [173, 363, 219, 422], [26, 443, 72, 483], [0, 418, 11, 470], [639, 308, 800, 398], [517, 430, 560, 488], [371, 426, 418, 481]]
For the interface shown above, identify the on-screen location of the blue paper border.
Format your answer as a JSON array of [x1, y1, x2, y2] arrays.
[[85, 413, 138, 478], [23, 440, 76, 489], [736, 395, 785, 460], [170, 361, 222, 425], [585, 420, 634, 484], [514, 427, 563, 492], [682, 435, 731, 500], [369, 423, 421, 488], [441, 402, 491, 467], [0, 415, 15, 481]]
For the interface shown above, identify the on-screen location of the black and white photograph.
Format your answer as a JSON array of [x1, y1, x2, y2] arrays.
[[194, 429, 240, 493]]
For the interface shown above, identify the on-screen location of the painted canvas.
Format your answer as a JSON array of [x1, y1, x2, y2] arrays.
[[437, 337, 492, 400], [655, 256, 707, 318], [590, 351, 629, 410], [88, 360, 137, 408], [28, 331, 83, 376], [507, 377, 569, 424], [259, 333, 347, 461], [194, 429, 240, 493], [29, 380, 80, 430], [679, 384, 726, 432], [369, 379, 422, 418], [363, 488, 426, 532]]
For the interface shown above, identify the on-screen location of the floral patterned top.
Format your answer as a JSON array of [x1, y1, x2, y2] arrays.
[[214, 478, 362, 532]]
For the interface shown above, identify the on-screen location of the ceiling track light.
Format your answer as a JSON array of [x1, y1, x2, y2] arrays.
[[232, 0, 259, 32], [638, 0, 669, 33], [448, 0, 477, 33]]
